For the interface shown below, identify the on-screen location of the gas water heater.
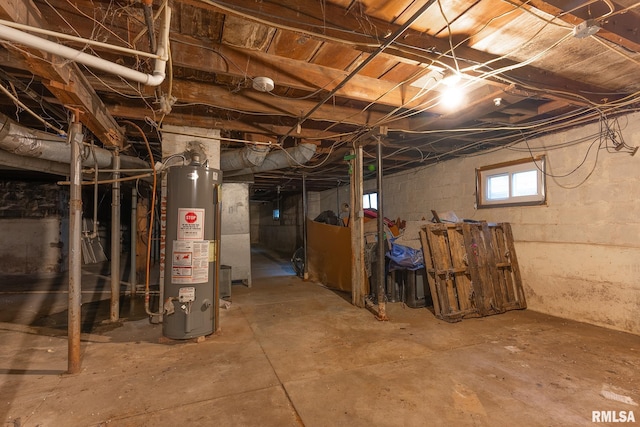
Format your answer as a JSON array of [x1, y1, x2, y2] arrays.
[[163, 157, 222, 339]]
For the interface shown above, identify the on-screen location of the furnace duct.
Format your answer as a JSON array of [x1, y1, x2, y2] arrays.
[[0, 112, 148, 170], [224, 143, 317, 177], [219, 144, 270, 171], [0, 114, 316, 175]]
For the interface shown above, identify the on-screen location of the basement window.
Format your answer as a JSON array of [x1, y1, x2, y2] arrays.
[[363, 192, 378, 210], [476, 156, 546, 208]]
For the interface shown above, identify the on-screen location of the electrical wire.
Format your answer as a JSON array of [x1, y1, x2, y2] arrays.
[[45, 0, 623, 145], [436, 0, 460, 73], [605, 1, 640, 18], [6, 0, 636, 184], [590, 35, 640, 66], [0, 83, 67, 135]]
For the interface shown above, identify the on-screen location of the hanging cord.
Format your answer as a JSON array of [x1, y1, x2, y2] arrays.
[[119, 120, 161, 317]]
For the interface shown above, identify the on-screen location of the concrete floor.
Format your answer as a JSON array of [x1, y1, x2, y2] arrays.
[[1, 247, 639, 426]]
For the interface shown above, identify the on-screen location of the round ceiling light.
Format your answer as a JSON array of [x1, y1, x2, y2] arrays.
[[252, 76, 275, 92]]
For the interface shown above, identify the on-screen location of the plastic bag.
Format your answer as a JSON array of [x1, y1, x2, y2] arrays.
[[386, 239, 424, 271]]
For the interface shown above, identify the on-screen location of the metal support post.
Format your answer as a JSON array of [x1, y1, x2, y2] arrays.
[[110, 150, 121, 321], [302, 172, 309, 280], [130, 188, 137, 294], [376, 136, 388, 320], [68, 118, 83, 374]]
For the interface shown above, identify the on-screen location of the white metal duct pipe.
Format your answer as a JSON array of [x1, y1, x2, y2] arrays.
[[219, 144, 270, 171], [0, 113, 149, 170], [0, 6, 171, 86], [224, 143, 316, 176]]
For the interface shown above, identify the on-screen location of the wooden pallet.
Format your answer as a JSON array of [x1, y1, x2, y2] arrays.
[[419, 222, 526, 322]]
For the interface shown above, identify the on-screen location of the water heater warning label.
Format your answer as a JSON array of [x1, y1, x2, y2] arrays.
[[171, 240, 210, 284], [177, 208, 205, 240]]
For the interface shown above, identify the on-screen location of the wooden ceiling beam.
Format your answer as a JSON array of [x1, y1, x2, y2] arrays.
[[169, 37, 450, 113], [524, 0, 640, 52], [191, 0, 616, 105], [88, 75, 419, 131], [0, 0, 124, 147], [29, 0, 453, 116], [108, 104, 344, 140]]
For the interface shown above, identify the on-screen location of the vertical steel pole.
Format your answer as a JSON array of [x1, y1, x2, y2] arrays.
[[130, 188, 137, 295], [376, 136, 388, 320], [302, 172, 308, 280], [68, 119, 83, 374], [110, 151, 120, 322]]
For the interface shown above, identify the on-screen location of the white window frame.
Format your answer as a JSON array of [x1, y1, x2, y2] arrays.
[[476, 156, 546, 208]]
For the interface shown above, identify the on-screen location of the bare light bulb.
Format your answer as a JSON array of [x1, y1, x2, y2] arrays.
[[442, 86, 464, 109], [441, 70, 461, 87]]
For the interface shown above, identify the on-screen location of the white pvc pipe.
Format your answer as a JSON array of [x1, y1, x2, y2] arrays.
[[0, 19, 162, 60], [0, 6, 171, 87]]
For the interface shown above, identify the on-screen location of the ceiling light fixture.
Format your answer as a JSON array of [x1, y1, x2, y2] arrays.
[[442, 86, 464, 109], [252, 76, 274, 92], [437, 70, 465, 109], [441, 70, 462, 87]]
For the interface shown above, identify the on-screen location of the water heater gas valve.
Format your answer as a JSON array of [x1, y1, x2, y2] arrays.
[[178, 286, 196, 303]]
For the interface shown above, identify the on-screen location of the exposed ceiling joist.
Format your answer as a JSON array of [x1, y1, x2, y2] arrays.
[[525, 0, 640, 52], [0, 0, 638, 200], [194, 0, 619, 105], [88, 75, 420, 131], [0, 0, 124, 147]]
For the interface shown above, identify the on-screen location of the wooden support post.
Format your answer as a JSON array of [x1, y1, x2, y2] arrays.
[[350, 143, 366, 307]]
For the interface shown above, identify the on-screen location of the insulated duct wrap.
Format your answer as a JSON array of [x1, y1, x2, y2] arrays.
[[0, 113, 149, 170], [224, 143, 316, 176], [219, 144, 270, 171]]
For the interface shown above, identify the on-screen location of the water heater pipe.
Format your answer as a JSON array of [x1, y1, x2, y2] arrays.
[[0, 6, 171, 86]]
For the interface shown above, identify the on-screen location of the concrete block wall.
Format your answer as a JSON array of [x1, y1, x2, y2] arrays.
[[256, 193, 303, 256], [0, 181, 65, 274], [161, 124, 221, 168], [319, 111, 640, 335], [0, 218, 62, 274]]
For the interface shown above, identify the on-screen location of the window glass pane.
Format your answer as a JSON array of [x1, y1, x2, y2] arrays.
[[363, 195, 370, 209], [369, 193, 378, 209], [487, 174, 509, 200], [512, 170, 538, 197], [476, 156, 545, 208]]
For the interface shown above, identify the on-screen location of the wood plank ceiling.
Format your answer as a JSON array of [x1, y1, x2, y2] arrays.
[[0, 0, 639, 198]]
